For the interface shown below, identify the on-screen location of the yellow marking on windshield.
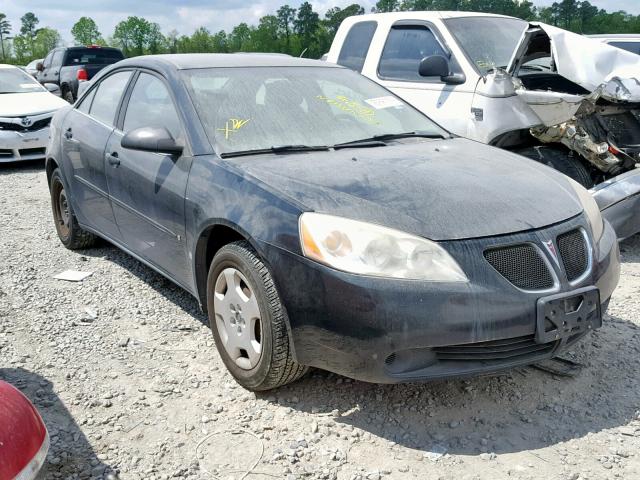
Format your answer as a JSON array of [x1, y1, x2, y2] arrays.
[[217, 118, 251, 140], [316, 95, 380, 125]]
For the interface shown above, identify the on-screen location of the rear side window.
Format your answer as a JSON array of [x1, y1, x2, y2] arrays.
[[89, 71, 132, 126], [609, 41, 640, 55], [337, 21, 377, 73], [378, 25, 447, 81]]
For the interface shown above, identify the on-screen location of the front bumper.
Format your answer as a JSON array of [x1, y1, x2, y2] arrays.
[[262, 215, 620, 383], [0, 127, 50, 163], [592, 168, 640, 240]]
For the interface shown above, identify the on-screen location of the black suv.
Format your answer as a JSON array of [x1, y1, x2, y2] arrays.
[[36, 46, 124, 103]]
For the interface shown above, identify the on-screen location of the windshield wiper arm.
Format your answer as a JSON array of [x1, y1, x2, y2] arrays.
[[220, 144, 329, 158], [335, 131, 448, 148]]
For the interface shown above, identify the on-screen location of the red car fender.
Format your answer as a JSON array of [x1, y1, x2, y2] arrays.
[[0, 380, 49, 480]]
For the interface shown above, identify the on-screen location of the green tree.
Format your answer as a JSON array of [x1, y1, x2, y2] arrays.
[[20, 12, 39, 56], [167, 29, 179, 53], [229, 23, 252, 51], [0, 13, 11, 61], [147, 22, 165, 54], [374, 0, 400, 12], [252, 15, 282, 52], [294, 2, 320, 56], [324, 4, 365, 35], [113, 16, 152, 56], [71, 17, 102, 45], [277, 5, 296, 52], [33, 27, 61, 57]]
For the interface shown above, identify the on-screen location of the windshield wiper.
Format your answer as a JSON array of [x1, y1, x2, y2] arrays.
[[220, 144, 329, 158], [334, 131, 448, 149]]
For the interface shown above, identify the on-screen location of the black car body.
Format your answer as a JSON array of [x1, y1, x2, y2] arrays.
[[45, 54, 620, 389], [36, 46, 124, 103]]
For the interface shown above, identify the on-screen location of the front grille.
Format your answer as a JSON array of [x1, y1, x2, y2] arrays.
[[0, 117, 51, 132], [557, 229, 588, 281], [434, 335, 557, 362], [484, 244, 554, 290]]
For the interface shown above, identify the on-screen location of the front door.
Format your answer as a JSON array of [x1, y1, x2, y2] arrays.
[[105, 71, 192, 286]]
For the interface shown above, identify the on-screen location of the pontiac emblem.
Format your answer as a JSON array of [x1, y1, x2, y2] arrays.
[[20, 117, 33, 127], [543, 240, 559, 265]]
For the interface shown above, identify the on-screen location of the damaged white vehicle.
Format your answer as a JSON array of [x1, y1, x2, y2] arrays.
[[326, 12, 640, 239]]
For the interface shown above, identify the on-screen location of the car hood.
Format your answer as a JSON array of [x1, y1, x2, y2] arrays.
[[0, 92, 67, 117], [230, 138, 584, 241], [507, 22, 640, 103]]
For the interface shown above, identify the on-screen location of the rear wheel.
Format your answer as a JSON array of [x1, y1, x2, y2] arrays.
[[517, 146, 594, 188], [206, 241, 307, 391], [50, 169, 96, 249]]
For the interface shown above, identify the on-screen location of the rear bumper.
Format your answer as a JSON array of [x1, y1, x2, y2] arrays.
[[261, 216, 620, 383], [592, 168, 640, 240], [0, 128, 49, 162]]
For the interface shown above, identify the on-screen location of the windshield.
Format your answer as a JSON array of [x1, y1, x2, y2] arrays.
[[64, 49, 124, 66], [182, 66, 448, 155], [445, 16, 528, 75], [0, 68, 44, 94]]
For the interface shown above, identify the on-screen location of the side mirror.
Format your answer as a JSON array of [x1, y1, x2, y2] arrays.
[[36, 62, 44, 72], [419, 55, 466, 85], [44, 83, 61, 96], [121, 127, 183, 155]]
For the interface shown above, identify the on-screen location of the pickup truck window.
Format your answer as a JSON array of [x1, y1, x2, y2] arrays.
[[124, 73, 182, 140], [43, 52, 53, 69], [64, 49, 124, 66], [337, 21, 377, 73], [444, 16, 527, 75], [378, 25, 447, 81], [88, 71, 132, 127], [51, 50, 64, 67]]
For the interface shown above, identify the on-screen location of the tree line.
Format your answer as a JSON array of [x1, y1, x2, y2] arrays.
[[1, 0, 639, 65]]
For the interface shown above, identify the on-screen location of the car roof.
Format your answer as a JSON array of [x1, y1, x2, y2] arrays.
[[347, 10, 517, 22], [116, 53, 343, 71], [0, 64, 20, 70]]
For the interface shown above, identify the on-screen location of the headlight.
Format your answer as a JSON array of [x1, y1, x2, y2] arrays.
[[568, 179, 604, 240], [299, 213, 468, 282]]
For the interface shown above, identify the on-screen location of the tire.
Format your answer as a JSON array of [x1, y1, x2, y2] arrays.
[[63, 89, 74, 104], [206, 241, 308, 391], [49, 168, 97, 250], [517, 146, 594, 188]]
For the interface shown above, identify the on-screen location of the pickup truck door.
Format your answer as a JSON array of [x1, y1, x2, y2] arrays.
[[104, 71, 192, 287], [360, 21, 476, 138], [36, 52, 53, 84], [59, 70, 133, 241], [40, 49, 63, 85]]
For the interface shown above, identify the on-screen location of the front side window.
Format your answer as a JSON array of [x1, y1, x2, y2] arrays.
[[182, 66, 447, 155], [0, 67, 45, 94], [337, 21, 377, 72], [51, 50, 64, 67], [123, 73, 182, 140], [89, 71, 132, 126], [378, 25, 447, 81], [76, 87, 96, 114], [609, 41, 640, 55], [445, 16, 528, 75]]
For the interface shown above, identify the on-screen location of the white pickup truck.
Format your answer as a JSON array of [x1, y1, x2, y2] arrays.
[[325, 11, 640, 239]]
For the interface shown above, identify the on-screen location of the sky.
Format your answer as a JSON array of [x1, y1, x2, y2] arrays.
[[1, 0, 639, 44]]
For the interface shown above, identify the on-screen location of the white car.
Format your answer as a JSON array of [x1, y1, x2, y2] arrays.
[[0, 64, 67, 162], [24, 58, 44, 77], [589, 34, 640, 55]]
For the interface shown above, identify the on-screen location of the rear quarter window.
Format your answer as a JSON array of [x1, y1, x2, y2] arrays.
[[337, 21, 377, 73], [608, 41, 640, 55]]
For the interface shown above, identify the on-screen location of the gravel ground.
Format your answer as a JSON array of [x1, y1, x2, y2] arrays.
[[1, 161, 639, 480]]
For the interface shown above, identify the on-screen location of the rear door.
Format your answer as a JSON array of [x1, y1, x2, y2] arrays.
[[60, 70, 133, 240], [104, 71, 192, 285], [40, 49, 63, 85]]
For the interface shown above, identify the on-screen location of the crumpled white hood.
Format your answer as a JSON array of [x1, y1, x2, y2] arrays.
[[0, 92, 68, 117], [535, 22, 640, 102]]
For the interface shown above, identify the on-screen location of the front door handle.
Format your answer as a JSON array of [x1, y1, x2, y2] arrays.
[[64, 128, 72, 140], [106, 152, 120, 167]]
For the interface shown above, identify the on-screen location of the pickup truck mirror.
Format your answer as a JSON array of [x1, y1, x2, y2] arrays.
[[121, 127, 183, 156], [36, 62, 44, 72], [419, 55, 466, 85]]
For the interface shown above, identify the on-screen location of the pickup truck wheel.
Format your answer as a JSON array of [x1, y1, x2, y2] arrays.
[[206, 241, 308, 391], [49, 169, 97, 249], [517, 146, 594, 188], [63, 90, 74, 104]]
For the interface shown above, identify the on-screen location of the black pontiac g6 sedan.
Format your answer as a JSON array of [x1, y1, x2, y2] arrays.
[[45, 54, 620, 390]]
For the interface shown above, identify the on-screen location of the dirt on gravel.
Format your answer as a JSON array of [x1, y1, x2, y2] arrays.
[[1, 161, 639, 480]]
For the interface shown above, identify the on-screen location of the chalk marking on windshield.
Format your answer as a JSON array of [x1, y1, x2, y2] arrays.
[[315, 95, 381, 125], [217, 118, 251, 140]]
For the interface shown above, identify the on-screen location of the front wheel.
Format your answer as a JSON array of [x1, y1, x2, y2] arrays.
[[517, 146, 594, 188], [49, 169, 97, 249], [206, 241, 307, 391]]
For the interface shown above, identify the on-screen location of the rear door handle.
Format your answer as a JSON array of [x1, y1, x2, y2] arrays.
[[106, 152, 120, 166]]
